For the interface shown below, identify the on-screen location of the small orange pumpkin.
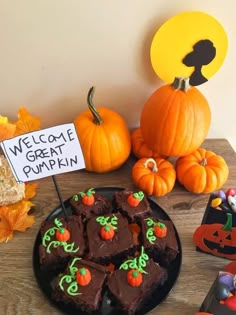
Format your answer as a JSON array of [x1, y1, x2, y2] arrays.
[[55, 227, 71, 242], [154, 222, 167, 238], [127, 269, 143, 287], [100, 225, 115, 240], [176, 148, 229, 193], [76, 267, 92, 286], [131, 128, 163, 159], [132, 157, 176, 196], [140, 77, 211, 157], [74, 87, 131, 173]]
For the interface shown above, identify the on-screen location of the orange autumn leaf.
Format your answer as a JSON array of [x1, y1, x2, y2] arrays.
[[0, 200, 35, 243], [24, 182, 38, 200], [13, 107, 41, 136], [0, 182, 38, 243], [0, 116, 16, 141]]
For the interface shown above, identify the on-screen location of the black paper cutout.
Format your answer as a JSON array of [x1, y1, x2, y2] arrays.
[[182, 39, 216, 86]]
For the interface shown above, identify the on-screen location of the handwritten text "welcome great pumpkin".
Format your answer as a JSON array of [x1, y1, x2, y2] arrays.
[[7, 127, 81, 179]]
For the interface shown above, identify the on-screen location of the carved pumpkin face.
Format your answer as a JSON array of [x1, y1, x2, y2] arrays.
[[193, 213, 236, 259]]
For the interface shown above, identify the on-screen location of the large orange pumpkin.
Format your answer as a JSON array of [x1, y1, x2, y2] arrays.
[[140, 77, 211, 157], [176, 148, 229, 193], [131, 128, 164, 159], [74, 87, 131, 173], [132, 157, 176, 196]]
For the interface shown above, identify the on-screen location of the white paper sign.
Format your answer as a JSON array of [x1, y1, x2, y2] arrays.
[[0, 123, 85, 182]]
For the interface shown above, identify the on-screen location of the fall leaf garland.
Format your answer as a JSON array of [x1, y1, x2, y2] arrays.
[[0, 107, 40, 242]]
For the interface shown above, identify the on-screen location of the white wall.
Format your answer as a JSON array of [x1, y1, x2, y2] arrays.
[[0, 0, 236, 150]]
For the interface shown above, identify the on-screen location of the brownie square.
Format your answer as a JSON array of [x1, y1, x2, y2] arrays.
[[140, 216, 179, 266], [107, 250, 167, 315], [112, 189, 152, 222], [52, 258, 108, 312], [86, 213, 136, 264], [39, 215, 86, 269], [70, 189, 112, 220]]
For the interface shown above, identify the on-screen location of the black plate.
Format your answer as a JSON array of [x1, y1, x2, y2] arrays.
[[33, 187, 182, 315]]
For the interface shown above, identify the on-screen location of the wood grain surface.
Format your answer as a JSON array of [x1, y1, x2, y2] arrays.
[[1, 138, 236, 315]]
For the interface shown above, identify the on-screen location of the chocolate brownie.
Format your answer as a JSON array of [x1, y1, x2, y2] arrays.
[[140, 216, 179, 266], [107, 247, 167, 315], [52, 258, 108, 312], [86, 212, 136, 264], [39, 215, 86, 269], [70, 187, 112, 220], [112, 189, 152, 222]]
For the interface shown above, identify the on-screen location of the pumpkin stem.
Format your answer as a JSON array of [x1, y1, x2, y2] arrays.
[[87, 87, 103, 125], [200, 158, 207, 166], [222, 213, 232, 231], [143, 158, 158, 172], [172, 77, 190, 92]]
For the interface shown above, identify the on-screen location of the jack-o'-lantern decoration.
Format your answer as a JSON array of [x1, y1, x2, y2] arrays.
[[193, 213, 236, 260]]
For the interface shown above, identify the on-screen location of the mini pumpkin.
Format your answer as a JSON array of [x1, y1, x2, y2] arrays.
[[132, 157, 176, 197], [154, 222, 167, 238], [74, 87, 131, 173], [176, 148, 229, 193], [131, 128, 163, 159], [55, 227, 71, 242], [127, 269, 143, 287], [127, 191, 144, 207], [140, 77, 211, 157], [76, 267, 92, 286], [193, 213, 236, 260], [100, 225, 115, 240], [79, 188, 95, 205]]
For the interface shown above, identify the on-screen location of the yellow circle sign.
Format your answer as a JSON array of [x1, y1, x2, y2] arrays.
[[150, 11, 228, 86]]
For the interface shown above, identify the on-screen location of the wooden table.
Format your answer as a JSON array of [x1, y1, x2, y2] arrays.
[[1, 139, 236, 315]]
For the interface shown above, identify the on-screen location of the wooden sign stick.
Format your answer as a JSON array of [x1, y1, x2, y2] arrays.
[[52, 175, 68, 221]]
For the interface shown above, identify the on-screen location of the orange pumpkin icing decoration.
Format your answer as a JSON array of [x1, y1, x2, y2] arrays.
[[100, 225, 115, 240], [127, 269, 143, 287], [127, 191, 144, 207], [154, 222, 167, 238], [76, 267, 92, 286], [55, 227, 71, 242]]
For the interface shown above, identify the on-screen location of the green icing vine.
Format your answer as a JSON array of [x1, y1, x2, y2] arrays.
[[144, 218, 166, 244], [59, 257, 81, 296], [72, 188, 95, 202], [72, 194, 79, 202], [96, 214, 118, 230], [119, 246, 149, 274], [133, 191, 144, 201], [46, 241, 79, 254], [42, 218, 79, 254], [79, 187, 95, 197]]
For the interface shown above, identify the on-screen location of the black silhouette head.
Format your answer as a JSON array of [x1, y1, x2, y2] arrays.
[[182, 39, 216, 86]]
